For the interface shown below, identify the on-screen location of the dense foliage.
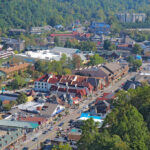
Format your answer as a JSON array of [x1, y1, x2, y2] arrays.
[[64, 39, 97, 52], [0, 0, 150, 29], [78, 87, 150, 150]]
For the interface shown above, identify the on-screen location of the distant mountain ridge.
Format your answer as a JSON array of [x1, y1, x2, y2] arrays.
[[0, 0, 150, 29]]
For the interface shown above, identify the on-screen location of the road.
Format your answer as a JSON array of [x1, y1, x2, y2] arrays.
[[15, 72, 136, 150]]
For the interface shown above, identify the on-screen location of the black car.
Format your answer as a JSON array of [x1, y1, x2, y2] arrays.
[[42, 131, 47, 134], [32, 137, 38, 141], [69, 119, 74, 124], [44, 139, 51, 144], [22, 147, 29, 150]]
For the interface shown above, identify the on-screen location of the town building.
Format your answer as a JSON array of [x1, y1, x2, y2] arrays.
[[39, 103, 65, 118], [73, 62, 129, 86], [0, 128, 25, 150], [98, 50, 121, 59], [78, 113, 103, 125], [9, 29, 26, 35], [1, 38, 25, 52], [0, 50, 14, 59], [16, 47, 86, 62], [116, 13, 146, 23], [17, 116, 47, 125], [30, 25, 52, 34], [0, 63, 29, 78], [34, 74, 105, 98], [0, 120, 39, 132], [49, 32, 91, 44], [68, 128, 82, 142], [90, 22, 110, 35]]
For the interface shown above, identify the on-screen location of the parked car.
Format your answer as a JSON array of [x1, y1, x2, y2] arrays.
[[44, 139, 51, 144], [69, 119, 74, 124], [32, 137, 38, 141], [22, 147, 29, 150], [42, 131, 47, 134], [58, 122, 64, 127], [48, 126, 53, 131]]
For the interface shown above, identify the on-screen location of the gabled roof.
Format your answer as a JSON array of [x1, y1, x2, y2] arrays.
[[103, 63, 121, 73]]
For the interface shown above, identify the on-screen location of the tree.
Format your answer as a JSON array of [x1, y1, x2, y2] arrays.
[[72, 54, 82, 69], [16, 93, 27, 104], [52, 143, 72, 150], [108, 43, 116, 50], [89, 54, 105, 65], [103, 103, 150, 150], [132, 44, 142, 54], [104, 40, 111, 50], [63, 68, 71, 75], [129, 86, 150, 131], [54, 37, 60, 46], [132, 59, 142, 71], [60, 53, 67, 67], [64, 40, 72, 48], [78, 118, 99, 150], [3, 104, 11, 111], [11, 75, 27, 89]]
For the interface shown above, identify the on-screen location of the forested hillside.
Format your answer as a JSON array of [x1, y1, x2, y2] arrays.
[[0, 0, 150, 29]]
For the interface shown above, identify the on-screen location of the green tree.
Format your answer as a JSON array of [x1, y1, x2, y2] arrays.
[[108, 43, 116, 50], [52, 143, 72, 150], [89, 54, 105, 65], [16, 93, 27, 104], [63, 68, 71, 75], [3, 104, 11, 111], [78, 118, 99, 150], [54, 37, 60, 46], [60, 53, 67, 67], [103, 103, 150, 150], [72, 54, 82, 69], [132, 44, 142, 54], [11, 75, 27, 89], [129, 86, 150, 131], [132, 59, 142, 71], [104, 40, 111, 50], [64, 40, 72, 48]]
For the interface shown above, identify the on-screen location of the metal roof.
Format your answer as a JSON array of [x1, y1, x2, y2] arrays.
[[50, 47, 80, 54], [0, 120, 39, 129]]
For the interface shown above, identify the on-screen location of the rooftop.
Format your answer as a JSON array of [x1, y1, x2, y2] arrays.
[[0, 63, 29, 75], [0, 120, 39, 129]]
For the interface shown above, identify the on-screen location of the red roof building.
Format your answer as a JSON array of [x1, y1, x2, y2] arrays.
[[18, 116, 47, 125], [96, 92, 116, 104]]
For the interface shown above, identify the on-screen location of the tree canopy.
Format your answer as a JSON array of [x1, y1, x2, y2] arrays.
[[16, 93, 27, 104], [78, 87, 150, 150], [1, 0, 150, 30]]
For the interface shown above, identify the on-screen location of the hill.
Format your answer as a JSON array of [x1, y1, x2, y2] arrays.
[[0, 0, 150, 29]]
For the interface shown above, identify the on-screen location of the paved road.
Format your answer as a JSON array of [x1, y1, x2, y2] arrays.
[[15, 72, 137, 150]]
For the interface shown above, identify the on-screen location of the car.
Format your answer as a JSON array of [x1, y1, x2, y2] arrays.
[[48, 126, 53, 131], [42, 131, 47, 134], [44, 139, 51, 144], [32, 137, 38, 141], [69, 119, 74, 124], [22, 147, 29, 150], [58, 122, 64, 127]]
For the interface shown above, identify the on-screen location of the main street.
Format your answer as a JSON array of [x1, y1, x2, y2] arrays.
[[16, 72, 137, 150]]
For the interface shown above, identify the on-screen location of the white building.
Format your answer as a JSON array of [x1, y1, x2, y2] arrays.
[[16, 47, 86, 62]]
